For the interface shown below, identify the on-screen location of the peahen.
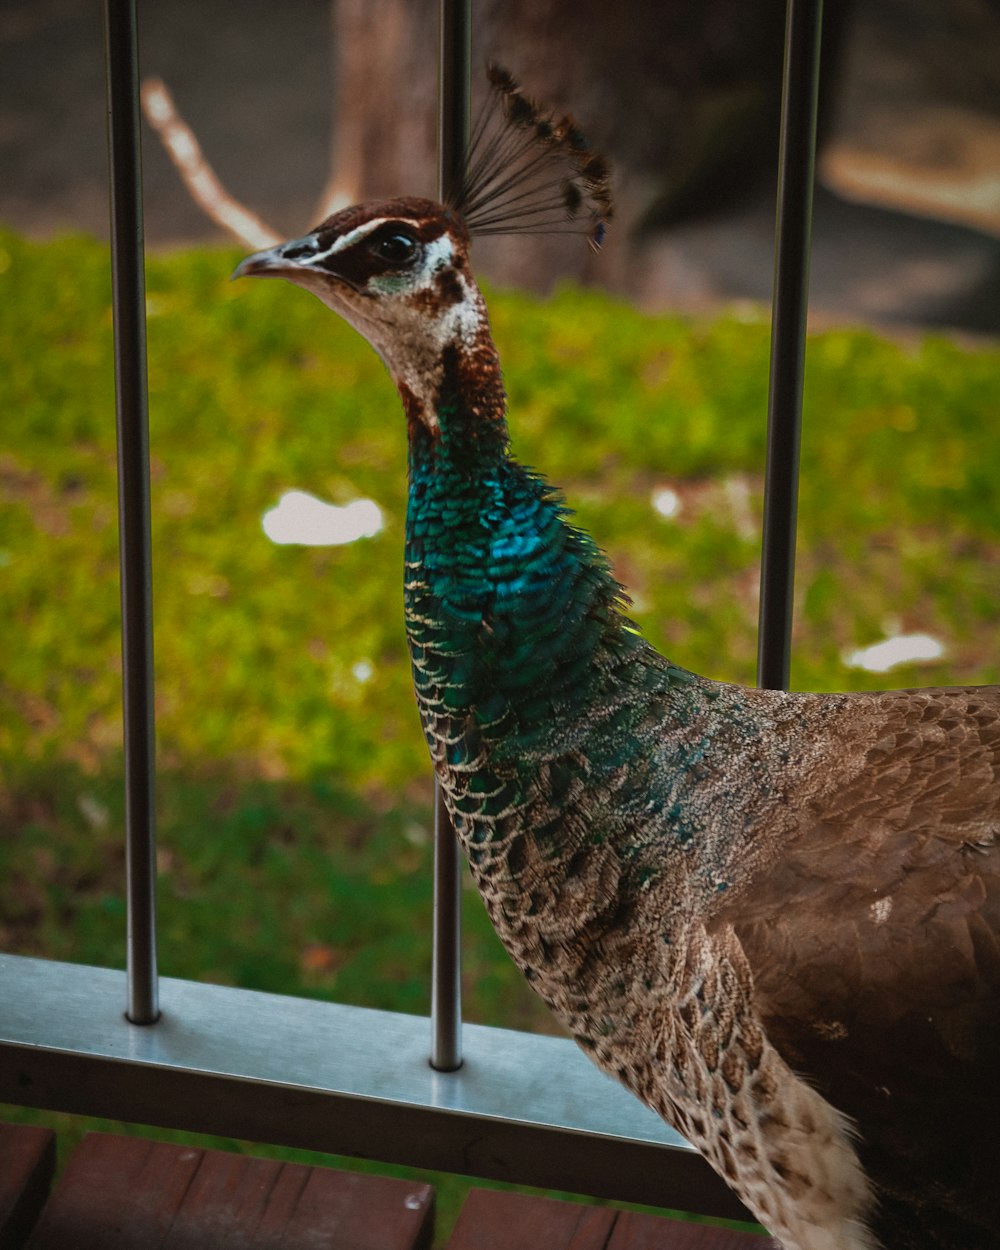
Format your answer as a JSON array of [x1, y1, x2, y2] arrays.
[[234, 67, 1000, 1250]]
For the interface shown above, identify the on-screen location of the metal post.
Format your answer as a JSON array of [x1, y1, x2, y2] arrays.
[[431, 785, 462, 1071], [438, 0, 472, 208], [757, 0, 823, 691], [429, 0, 471, 1073], [103, 0, 159, 1024]]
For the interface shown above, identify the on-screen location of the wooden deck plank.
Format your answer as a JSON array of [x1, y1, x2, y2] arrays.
[[25, 1132, 433, 1250], [446, 1190, 771, 1250], [0, 1124, 56, 1250], [277, 1168, 434, 1250], [26, 1134, 205, 1250], [609, 1210, 773, 1248], [446, 1189, 616, 1249], [149, 1150, 292, 1248]]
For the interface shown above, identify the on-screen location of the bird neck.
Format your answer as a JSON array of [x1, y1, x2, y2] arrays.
[[399, 315, 738, 912], [382, 268, 508, 449], [404, 350, 526, 637], [402, 291, 515, 561], [402, 329, 649, 747], [405, 343, 509, 464]]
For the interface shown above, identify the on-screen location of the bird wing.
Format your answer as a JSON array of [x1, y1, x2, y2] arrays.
[[712, 684, 1000, 1239]]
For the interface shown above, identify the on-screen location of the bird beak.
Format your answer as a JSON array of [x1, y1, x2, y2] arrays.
[[231, 234, 320, 281]]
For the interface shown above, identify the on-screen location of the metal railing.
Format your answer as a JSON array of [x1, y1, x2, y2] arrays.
[[104, 0, 160, 1031], [430, 0, 471, 1076], [0, 0, 821, 1221]]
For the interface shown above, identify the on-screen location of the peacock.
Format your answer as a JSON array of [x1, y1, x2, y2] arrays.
[[234, 67, 1000, 1250]]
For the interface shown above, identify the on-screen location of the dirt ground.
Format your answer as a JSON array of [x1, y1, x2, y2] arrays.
[[2, 0, 999, 334]]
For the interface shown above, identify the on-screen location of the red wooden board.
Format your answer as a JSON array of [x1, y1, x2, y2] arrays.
[[0, 1124, 56, 1250], [609, 1209, 774, 1249], [446, 1189, 774, 1250], [25, 1132, 433, 1250], [446, 1189, 616, 1249]]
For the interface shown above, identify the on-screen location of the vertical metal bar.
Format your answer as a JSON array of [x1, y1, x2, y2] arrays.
[[431, 785, 462, 1071], [438, 0, 472, 206], [430, 0, 471, 1073], [756, 0, 823, 691], [103, 0, 159, 1025]]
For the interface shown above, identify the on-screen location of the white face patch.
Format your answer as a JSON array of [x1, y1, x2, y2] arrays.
[[367, 233, 452, 296], [363, 233, 484, 356]]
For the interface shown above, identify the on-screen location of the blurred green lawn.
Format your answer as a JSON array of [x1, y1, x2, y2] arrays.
[[1, 227, 997, 1240]]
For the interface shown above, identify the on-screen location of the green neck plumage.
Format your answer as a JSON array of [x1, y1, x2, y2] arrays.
[[402, 362, 730, 893], [403, 376, 654, 749]]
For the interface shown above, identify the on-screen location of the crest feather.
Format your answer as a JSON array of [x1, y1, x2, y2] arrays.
[[450, 64, 614, 250]]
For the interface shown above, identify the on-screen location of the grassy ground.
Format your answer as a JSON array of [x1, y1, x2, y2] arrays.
[[1, 226, 998, 1240]]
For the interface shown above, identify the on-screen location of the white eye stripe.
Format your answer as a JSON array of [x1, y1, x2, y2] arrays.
[[305, 218, 457, 279], [305, 217, 393, 265]]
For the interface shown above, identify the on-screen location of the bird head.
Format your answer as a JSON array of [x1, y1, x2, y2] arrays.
[[234, 196, 491, 434], [233, 67, 612, 438]]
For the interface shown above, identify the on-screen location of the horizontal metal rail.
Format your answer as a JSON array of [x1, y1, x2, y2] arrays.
[[0, 955, 749, 1222]]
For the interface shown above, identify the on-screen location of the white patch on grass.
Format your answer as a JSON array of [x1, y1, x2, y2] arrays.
[[262, 491, 383, 546], [723, 475, 757, 540], [77, 793, 110, 831], [351, 659, 374, 683], [843, 632, 945, 674], [651, 486, 681, 518]]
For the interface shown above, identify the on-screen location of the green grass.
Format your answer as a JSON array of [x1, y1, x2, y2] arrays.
[[1, 226, 998, 1240]]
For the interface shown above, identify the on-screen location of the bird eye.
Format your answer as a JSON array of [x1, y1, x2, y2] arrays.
[[371, 232, 419, 266]]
